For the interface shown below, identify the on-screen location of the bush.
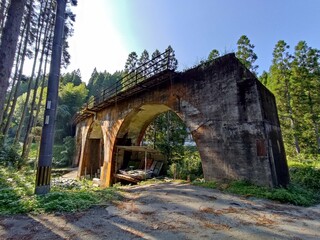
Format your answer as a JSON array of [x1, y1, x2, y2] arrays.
[[167, 146, 202, 180], [289, 166, 320, 190], [52, 136, 75, 167], [36, 191, 98, 212], [192, 173, 320, 207], [269, 184, 315, 206], [0, 138, 23, 168], [287, 153, 320, 168], [60, 136, 75, 166], [52, 145, 65, 167], [226, 180, 317, 206]]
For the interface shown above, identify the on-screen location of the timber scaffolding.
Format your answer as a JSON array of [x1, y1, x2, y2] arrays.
[[73, 49, 177, 124]]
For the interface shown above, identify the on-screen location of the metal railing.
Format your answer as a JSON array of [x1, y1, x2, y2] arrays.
[[82, 49, 176, 111]]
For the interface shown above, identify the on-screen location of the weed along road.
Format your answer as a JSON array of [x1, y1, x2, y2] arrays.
[[1, 182, 320, 240]]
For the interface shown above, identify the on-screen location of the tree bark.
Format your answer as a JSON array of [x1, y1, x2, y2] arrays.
[[2, 7, 31, 137], [1, 18, 27, 133], [22, 5, 52, 159], [14, 0, 46, 145], [284, 75, 300, 154], [0, 0, 27, 126], [0, 0, 8, 35]]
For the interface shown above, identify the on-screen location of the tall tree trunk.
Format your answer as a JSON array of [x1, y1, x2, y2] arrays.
[[35, 44, 51, 124], [32, 12, 55, 145], [1, 17, 27, 133], [22, 8, 52, 159], [2, 3, 31, 138], [24, 46, 51, 159], [307, 90, 320, 152], [0, 0, 27, 126], [14, 0, 46, 144], [2, 20, 30, 137], [35, 0, 67, 195], [285, 78, 301, 154], [0, 0, 8, 35]]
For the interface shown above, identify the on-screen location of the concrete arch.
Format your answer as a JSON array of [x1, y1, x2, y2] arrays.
[[105, 103, 203, 185], [115, 104, 171, 145]]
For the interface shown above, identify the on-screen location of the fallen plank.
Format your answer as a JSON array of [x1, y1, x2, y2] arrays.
[[114, 173, 140, 183]]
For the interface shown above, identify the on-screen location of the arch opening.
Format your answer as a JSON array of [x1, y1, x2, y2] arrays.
[[111, 104, 202, 184], [80, 121, 104, 179]]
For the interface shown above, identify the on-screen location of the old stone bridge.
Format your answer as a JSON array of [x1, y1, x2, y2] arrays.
[[73, 53, 289, 188]]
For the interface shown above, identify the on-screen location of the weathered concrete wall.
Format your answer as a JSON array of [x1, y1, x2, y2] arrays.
[[74, 53, 289, 188], [256, 80, 289, 186]]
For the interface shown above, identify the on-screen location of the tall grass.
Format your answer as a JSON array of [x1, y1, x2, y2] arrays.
[[0, 167, 120, 215], [193, 165, 320, 206]]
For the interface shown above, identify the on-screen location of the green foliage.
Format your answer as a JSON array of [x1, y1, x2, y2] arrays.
[[124, 51, 138, 72], [164, 45, 178, 71], [192, 180, 217, 189], [123, 46, 178, 78], [55, 82, 88, 142], [87, 69, 122, 98], [143, 111, 202, 180], [52, 144, 65, 167], [236, 35, 258, 74], [10, 87, 47, 140], [290, 166, 320, 190], [167, 146, 202, 180], [290, 41, 320, 155], [192, 163, 320, 207], [0, 167, 37, 214], [60, 69, 82, 86], [267, 40, 299, 156], [42, 186, 119, 213], [61, 136, 75, 166], [0, 137, 23, 168], [258, 71, 269, 86], [138, 49, 150, 77], [226, 180, 316, 206], [17, 75, 38, 97], [144, 111, 188, 159], [287, 154, 320, 168], [208, 49, 220, 61], [0, 167, 119, 215], [52, 137, 75, 167], [28, 143, 39, 161], [120, 46, 179, 93], [266, 40, 320, 160], [151, 49, 162, 74]]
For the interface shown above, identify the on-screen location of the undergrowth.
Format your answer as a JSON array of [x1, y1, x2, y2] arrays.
[[1, 164, 319, 215], [193, 165, 320, 206], [0, 167, 120, 215], [226, 181, 316, 206]]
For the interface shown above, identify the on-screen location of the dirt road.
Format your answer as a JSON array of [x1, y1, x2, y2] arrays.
[[1, 182, 319, 239]]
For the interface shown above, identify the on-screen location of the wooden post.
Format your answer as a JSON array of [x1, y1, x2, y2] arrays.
[[144, 150, 147, 180]]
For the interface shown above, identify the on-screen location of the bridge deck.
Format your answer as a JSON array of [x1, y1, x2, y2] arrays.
[[73, 69, 176, 124]]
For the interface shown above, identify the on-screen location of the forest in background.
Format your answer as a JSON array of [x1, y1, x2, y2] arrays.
[[0, 0, 319, 178]]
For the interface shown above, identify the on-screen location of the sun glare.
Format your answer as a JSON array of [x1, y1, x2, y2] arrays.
[[66, 0, 129, 82]]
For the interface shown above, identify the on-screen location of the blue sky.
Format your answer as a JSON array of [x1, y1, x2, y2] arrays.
[[66, 0, 320, 82]]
